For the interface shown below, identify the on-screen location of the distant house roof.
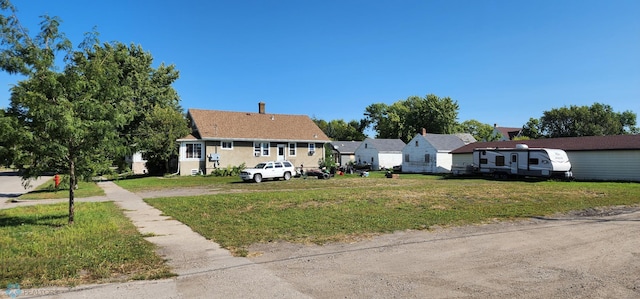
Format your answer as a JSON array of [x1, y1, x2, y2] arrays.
[[331, 141, 362, 154], [451, 135, 640, 154], [181, 108, 330, 142], [493, 125, 523, 140], [419, 133, 477, 151], [361, 138, 406, 153]]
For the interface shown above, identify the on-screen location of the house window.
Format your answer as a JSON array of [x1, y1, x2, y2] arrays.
[[496, 156, 505, 166], [404, 154, 410, 162], [425, 154, 430, 163], [289, 143, 297, 156], [365, 143, 368, 149], [221, 141, 233, 150], [254, 142, 270, 156], [308, 143, 315, 154], [186, 143, 202, 159], [415, 141, 419, 147]]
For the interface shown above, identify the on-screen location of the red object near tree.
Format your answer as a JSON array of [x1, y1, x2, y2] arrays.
[[54, 174, 61, 188]]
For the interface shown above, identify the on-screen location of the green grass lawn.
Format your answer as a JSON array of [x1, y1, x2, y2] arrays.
[[0, 202, 174, 288], [18, 179, 105, 200], [113, 175, 239, 192], [141, 175, 640, 256]]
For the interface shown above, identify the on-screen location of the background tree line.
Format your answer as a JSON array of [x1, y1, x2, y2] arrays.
[[315, 95, 637, 143]]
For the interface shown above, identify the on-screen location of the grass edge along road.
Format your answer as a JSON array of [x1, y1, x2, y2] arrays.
[[0, 202, 175, 288], [141, 175, 640, 256]]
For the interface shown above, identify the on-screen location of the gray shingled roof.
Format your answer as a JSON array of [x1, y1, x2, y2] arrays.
[[421, 133, 477, 151], [362, 138, 406, 152], [331, 141, 362, 154]]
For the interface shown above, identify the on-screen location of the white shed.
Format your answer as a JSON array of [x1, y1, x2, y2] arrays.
[[354, 138, 406, 171], [402, 131, 476, 173]]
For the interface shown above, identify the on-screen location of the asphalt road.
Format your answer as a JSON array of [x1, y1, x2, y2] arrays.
[[0, 170, 51, 198]]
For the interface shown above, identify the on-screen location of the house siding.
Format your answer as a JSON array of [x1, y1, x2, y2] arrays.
[[179, 140, 326, 175], [567, 150, 640, 181], [402, 138, 436, 173]]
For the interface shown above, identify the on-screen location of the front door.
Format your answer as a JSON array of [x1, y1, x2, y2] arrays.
[[277, 144, 286, 161]]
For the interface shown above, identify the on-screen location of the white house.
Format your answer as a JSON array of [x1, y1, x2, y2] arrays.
[[491, 124, 523, 141], [451, 135, 640, 182], [125, 152, 148, 174], [354, 138, 406, 171], [402, 129, 476, 173]]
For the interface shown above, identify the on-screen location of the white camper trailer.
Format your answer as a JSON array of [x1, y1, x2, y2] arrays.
[[472, 144, 573, 179]]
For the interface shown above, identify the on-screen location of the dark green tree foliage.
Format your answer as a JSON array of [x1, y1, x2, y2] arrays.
[[455, 119, 501, 142], [521, 118, 542, 139], [363, 94, 459, 143], [1, 1, 188, 223], [313, 118, 366, 141], [538, 103, 637, 138]]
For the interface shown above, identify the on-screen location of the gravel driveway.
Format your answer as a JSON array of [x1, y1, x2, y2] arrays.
[[248, 206, 640, 298]]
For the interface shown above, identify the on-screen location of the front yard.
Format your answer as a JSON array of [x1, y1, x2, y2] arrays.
[[127, 174, 640, 256], [0, 202, 174, 288]]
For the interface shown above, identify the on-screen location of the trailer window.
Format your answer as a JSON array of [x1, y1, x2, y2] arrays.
[[479, 158, 488, 164], [495, 156, 505, 166], [529, 158, 539, 165]]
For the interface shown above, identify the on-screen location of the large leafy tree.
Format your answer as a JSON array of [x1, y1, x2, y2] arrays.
[[455, 119, 501, 142], [1, 1, 187, 223], [363, 94, 459, 142], [523, 103, 637, 138], [313, 118, 367, 141]]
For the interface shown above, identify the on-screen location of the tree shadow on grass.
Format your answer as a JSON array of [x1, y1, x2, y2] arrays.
[[0, 213, 68, 228]]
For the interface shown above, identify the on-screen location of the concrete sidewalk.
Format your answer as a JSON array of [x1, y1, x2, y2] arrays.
[[20, 181, 309, 299]]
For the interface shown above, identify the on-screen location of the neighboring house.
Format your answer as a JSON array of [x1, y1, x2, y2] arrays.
[[491, 124, 523, 141], [402, 128, 476, 173], [354, 138, 406, 171], [125, 152, 148, 174], [330, 141, 362, 167], [450, 135, 640, 182], [177, 103, 331, 176]]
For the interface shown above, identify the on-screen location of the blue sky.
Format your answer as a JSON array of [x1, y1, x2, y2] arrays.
[[1, 0, 639, 130]]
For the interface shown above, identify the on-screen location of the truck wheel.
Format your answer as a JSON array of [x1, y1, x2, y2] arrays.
[[283, 172, 291, 180], [254, 173, 262, 183]]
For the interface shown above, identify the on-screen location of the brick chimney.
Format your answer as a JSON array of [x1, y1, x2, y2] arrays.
[[421, 127, 427, 136], [259, 102, 265, 114]]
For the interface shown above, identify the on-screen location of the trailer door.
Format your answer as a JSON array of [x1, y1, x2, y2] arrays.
[[510, 153, 518, 174]]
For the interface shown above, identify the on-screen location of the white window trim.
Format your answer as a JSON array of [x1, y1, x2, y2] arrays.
[[288, 143, 297, 156], [253, 142, 270, 157], [221, 141, 233, 150], [308, 143, 316, 153], [182, 142, 204, 161]]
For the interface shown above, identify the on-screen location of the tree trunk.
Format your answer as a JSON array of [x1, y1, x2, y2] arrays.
[[68, 159, 75, 224]]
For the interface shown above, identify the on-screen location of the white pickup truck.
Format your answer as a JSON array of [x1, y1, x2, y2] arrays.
[[240, 161, 297, 183]]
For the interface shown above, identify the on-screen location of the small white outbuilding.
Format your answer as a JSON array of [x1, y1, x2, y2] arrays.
[[402, 129, 476, 173], [354, 138, 406, 171]]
